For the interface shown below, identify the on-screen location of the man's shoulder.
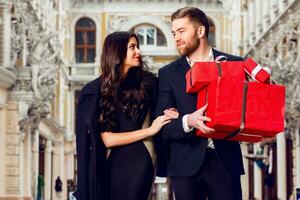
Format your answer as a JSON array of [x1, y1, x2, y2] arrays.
[[213, 49, 244, 61]]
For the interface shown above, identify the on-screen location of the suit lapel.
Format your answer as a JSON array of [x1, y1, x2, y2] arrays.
[[175, 56, 197, 113], [212, 48, 221, 60], [177, 56, 190, 78]]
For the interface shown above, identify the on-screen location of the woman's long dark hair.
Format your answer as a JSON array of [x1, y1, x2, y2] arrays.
[[99, 31, 149, 132]]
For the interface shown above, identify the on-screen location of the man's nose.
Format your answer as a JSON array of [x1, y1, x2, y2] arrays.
[[174, 34, 181, 43]]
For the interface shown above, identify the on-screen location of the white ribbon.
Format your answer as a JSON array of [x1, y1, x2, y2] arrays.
[[251, 64, 263, 81], [263, 66, 271, 74], [251, 64, 271, 81]]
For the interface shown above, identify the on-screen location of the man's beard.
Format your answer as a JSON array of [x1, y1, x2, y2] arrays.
[[177, 34, 200, 56]]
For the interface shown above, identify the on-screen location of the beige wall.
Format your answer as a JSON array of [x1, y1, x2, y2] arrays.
[[0, 87, 7, 196]]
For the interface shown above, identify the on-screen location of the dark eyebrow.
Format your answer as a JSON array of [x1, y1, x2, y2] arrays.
[[172, 27, 186, 33]]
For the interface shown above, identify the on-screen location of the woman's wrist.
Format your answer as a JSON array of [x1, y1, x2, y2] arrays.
[[145, 127, 154, 136]]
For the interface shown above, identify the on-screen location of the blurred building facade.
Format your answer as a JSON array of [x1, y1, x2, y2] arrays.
[[222, 0, 300, 199], [0, 0, 299, 200]]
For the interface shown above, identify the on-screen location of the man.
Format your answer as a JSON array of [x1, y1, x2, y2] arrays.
[[156, 7, 244, 200]]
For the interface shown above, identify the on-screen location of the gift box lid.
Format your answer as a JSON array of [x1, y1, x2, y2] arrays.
[[186, 61, 246, 93]]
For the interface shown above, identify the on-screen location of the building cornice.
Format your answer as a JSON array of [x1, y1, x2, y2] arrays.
[[70, 2, 223, 13], [0, 67, 16, 88], [64, 132, 76, 142], [42, 117, 66, 134]]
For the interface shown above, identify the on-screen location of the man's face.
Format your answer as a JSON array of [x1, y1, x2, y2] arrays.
[[172, 17, 200, 56]]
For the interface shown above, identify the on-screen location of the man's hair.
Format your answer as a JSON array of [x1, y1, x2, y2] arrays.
[[171, 7, 210, 38]]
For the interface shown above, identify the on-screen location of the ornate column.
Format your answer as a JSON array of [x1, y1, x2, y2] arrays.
[[248, 0, 256, 42], [243, 5, 250, 51], [278, 0, 288, 12], [22, 125, 32, 198], [31, 129, 39, 199], [255, 0, 263, 36], [0, 1, 11, 68], [235, 1, 242, 55], [271, 0, 279, 21], [253, 143, 263, 200], [44, 139, 52, 200], [18, 127, 35, 199], [241, 144, 250, 199], [52, 140, 64, 200], [262, 0, 271, 30], [277, 133, 287, 200]]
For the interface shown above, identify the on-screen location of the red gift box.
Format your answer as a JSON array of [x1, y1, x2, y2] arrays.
[[195, 87, 263, 142], [244, 58, 270, 83], [196, 131, 263, 142], [186, 61, 245, 93], [195, 78, 285, 141]]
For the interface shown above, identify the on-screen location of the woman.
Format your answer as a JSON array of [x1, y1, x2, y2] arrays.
[[74, 31, 177, 200]]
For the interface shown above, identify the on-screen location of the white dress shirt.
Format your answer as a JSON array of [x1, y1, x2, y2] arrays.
[[182, 47, 215, 148]]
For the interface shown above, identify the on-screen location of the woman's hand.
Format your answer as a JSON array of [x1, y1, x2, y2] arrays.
[[147, 115, 171, 136], [163, 108, 179, 119]]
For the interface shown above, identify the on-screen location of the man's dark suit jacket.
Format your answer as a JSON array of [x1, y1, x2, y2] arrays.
[[156, 49, 245, 177]]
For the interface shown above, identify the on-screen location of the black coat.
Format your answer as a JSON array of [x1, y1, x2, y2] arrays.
[[155, 49, 245, 177], [74, 72, 167, 200], [73, 78, 107, 200]]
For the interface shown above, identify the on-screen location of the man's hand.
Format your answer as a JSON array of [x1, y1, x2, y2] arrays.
[[187, 104, 215, 134]]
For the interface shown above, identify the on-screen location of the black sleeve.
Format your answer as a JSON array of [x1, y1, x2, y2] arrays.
[[74, 92, 107, 200], [155, 68, 194, 141], [145, 74, 168, 177]]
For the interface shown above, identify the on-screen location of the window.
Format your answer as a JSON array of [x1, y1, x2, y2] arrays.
[[75, 18, 96, 63], [132, 25, 167, 47]]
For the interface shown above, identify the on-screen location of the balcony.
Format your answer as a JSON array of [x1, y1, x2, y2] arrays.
[[66, 63, 100, 82]]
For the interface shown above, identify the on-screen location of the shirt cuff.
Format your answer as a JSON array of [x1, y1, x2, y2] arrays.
[[182, 114, 194, 133]]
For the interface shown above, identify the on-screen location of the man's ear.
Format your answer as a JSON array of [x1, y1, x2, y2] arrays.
[[197, 26, 206, 39]]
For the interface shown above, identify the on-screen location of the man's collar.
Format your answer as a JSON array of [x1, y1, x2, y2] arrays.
[[186, 46, 214, 67]]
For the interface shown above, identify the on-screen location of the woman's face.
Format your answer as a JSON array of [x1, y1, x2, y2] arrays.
[[122, 37, 141, 74]]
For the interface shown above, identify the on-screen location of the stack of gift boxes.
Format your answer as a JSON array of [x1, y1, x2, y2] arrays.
[[186, 58, 285, 142]]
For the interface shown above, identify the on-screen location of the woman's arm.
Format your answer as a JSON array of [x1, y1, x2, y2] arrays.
[[101, 115, 171, 148]]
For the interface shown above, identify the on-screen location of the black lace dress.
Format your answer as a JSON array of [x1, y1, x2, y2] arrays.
[[106, 68, 157, 200]]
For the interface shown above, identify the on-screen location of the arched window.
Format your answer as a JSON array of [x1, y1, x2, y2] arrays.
[[208, 18, 216, 47], [131, 24, 167, 47], [75, 18, 96, 63]]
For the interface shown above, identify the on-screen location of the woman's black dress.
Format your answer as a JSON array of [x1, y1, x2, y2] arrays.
[[106, 69, 157, 200]]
